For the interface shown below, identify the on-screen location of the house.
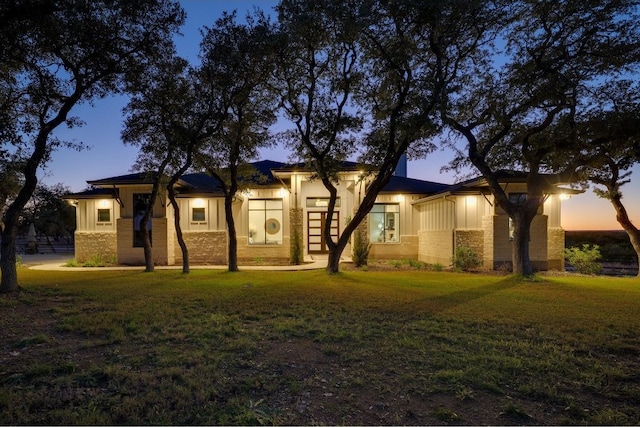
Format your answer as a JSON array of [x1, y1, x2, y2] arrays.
[[65, 160, 575, 270]]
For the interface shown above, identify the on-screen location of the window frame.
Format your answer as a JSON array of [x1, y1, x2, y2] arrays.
[[369, 203, 400, 244], [97, 208, 111, 223], [248, 198, 283, 245], [191, 207, 206, 223]]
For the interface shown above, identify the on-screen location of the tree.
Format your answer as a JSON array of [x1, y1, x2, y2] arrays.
[[0, 0, 184, 292], [275, 0, 498, 273], [27, 183, 75, 243], [438, 0, 640, 276], [582, 82, 640, 276], [0, 157, 23, 233], [197, 11, 277, 272], [123, 56, 224, 273], [123, 57, 226, 273], [274, 0, 364, 274]]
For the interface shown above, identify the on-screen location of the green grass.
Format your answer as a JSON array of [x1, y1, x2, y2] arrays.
[[1, 268, 639, 425]]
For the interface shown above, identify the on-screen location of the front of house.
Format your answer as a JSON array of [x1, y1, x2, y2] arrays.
[[66, 160, 574, 270]]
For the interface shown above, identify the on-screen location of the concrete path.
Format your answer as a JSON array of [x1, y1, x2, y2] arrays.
[[21, 253, 328, 272]]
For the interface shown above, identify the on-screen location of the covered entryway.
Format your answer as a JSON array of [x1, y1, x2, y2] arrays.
[[307, 211, 339, 254]]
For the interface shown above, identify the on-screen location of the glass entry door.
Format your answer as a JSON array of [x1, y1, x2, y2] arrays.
[[307, 211, 339, 254]]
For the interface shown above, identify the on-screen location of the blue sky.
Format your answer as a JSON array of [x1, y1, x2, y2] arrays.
[[43, 0, 638, 230]]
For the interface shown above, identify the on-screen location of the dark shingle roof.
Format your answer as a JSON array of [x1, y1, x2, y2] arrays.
[[381, 175, 450, 194]]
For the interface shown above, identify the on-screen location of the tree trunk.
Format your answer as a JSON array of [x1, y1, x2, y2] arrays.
[[225, 194, 238, 272], [511, 211, 534, 277], [168, 188, 189, 273], [0, 225, 19, 293], [141, 215, 154, 272], [0, 138, 45, 293], [610, 194, 640, 278]]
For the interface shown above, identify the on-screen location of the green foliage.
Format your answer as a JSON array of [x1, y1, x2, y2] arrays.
[[565, 244, 602, 275], [64, 258, 81, 267], [75, 254, 116, 268], [566, 231, 636, 263], [351, 228, 370, 268], [452, 246, 481, 271]]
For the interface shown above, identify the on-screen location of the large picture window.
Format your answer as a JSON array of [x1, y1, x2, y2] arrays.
[[248, 199, 283, 245], [369, 203, 399, 243]]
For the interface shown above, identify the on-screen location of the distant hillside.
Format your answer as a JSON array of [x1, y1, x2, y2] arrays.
[[565, 230, 637, 263]]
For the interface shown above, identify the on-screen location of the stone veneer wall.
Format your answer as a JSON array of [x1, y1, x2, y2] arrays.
[[174, 231, 227, 265], [492, 215, 512, 267], [116, 218, 169, 265], [529, 215, 549, 271], [547, 227, 565, 271], [491, 214, 551, 271], [237, 236, 290, 262], [418, 229, 454, 266], [482, 216, 495, 269], [454, 229, 484, 266], [74, 231, 117, 263], [369, 235, 419, 260]]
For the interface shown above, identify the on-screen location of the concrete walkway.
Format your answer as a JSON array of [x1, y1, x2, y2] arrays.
[[21, 253, 329, 271]]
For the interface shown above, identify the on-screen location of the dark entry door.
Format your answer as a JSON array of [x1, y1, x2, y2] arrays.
[[307, 211, 339, 254]]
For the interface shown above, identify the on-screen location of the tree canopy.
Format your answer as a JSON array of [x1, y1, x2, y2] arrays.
[[0, 0, 184, 292], [438, 0, 640, 276]]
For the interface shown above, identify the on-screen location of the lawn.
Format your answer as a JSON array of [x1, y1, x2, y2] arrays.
[[1, 267, 639, 425]]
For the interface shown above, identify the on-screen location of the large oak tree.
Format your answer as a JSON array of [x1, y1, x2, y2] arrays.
[[0, 0, 184, 292], [275, 0, 500, 273], [196, 11, 278, 272], [438, 0, 640, 276]]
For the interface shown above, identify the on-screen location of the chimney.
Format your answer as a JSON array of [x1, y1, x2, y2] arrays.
[[394, 153, 407, 177]]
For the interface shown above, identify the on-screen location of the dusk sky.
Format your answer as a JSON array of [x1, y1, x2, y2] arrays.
[[42, 0, 638, 231]]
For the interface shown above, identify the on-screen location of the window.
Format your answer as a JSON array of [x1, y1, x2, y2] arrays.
[[306, 197, 341, 208], [97, 208, 111, 222], [248, 199, 283, 245], [369, 203, 399, 243], [192, 207, 206, 222]]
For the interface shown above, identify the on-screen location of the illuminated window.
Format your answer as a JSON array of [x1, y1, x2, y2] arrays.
[[306, 197, 341, 208], [97, 208, 111, 222], [369, 204, 399, 243], [192, 207, 206, 222], [248, 199, 283, 245]]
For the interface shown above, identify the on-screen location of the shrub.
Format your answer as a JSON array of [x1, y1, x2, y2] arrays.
[[565, 244, 602, 275], [452, 246, 481, 271], [65, 258, 81, 267], [81, 253, 116, 267], [352, 228, 370, 268]]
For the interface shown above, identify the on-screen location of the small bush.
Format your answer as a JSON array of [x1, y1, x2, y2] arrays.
[[452, 246, 481, 271], [352, 228, 370, 268], [82, 253, 116, 267], [65, 258, 81, 267], [565, 244, 602, 275]]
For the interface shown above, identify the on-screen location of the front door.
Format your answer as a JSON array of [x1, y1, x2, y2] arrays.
[[307, 211, 339, 254]]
